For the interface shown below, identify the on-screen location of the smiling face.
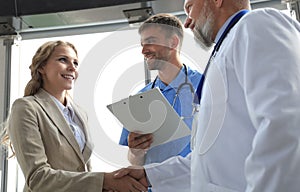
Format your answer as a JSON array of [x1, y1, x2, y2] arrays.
[[140, 26, 173, 70], [39, 45, 79, 97]]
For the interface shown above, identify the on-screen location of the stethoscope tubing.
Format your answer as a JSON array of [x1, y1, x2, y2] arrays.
[[151, 64, 195, 108]]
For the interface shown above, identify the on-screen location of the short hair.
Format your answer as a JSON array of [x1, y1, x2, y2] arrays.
[[139, 13, 184, 49]]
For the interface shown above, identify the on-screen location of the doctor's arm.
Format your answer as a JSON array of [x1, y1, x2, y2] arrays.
[[144, 154, 191, 192], [115, 154, 191, 192], [234, 10, 300, 191]]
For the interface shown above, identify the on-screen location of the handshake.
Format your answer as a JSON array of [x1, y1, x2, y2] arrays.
[[103, 166, 149, 192]]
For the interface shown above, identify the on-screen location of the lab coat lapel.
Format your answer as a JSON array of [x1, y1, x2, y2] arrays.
[[34, 89, 85, 163]]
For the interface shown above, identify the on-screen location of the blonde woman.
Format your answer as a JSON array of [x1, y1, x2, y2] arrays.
[[2, 40, 146, 192]]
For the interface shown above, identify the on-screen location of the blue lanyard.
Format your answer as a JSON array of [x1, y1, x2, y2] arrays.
[[194, 10, 249, 104]]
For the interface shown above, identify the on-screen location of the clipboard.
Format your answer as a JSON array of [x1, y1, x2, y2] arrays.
[[107, 88, 191, 148]]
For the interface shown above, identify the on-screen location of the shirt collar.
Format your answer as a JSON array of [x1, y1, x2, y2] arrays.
[[169, 65, 188, 89], [155, 65, 186, 91], [50, 94, 75, 118], [214, 10, 243, 43]]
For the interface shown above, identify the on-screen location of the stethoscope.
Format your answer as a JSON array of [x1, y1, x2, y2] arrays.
[[151, 64, 195, 119]]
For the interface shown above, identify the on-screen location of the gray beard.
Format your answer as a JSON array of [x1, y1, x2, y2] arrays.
[[193, 12, 214, 50], [193, 29, 212, 51]]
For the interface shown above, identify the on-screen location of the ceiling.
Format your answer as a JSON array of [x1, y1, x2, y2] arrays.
[[0, 0, 154, 17], [0, 0, 184, 36], [19, 1, 184, 29], [0, 0, 289, 38]]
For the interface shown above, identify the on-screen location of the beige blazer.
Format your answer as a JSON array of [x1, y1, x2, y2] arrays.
[[8, 89, 104, 192]]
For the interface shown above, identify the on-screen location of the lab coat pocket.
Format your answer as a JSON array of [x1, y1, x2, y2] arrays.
[[208, 182, 239, 192], [196, 58, 228, 155]]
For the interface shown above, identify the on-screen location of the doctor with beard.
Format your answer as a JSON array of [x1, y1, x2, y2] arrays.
[[115, 0, 300, 191]]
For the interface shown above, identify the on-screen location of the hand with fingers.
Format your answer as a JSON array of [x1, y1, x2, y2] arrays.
[[103, 170, 148, 192], [128, 132, 153, 149], [114, 166, 149, 190], [127, 132, 153, 165]]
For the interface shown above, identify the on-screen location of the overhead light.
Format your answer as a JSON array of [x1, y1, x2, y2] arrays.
[[123, 7, 154, 24]]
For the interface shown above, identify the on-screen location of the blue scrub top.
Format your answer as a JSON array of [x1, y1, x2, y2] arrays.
[[119, 65, 201, 164]]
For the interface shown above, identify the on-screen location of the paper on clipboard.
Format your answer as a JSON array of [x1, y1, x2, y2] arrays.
[[107, 88, 191, 148]]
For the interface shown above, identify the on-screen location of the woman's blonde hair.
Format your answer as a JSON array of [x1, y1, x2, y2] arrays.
[[24, 40, 78, 96], [1, 40, 78, 156]]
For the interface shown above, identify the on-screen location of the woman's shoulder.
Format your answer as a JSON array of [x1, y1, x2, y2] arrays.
[[13, 95, 35, 104], [11, 95, 40, 112]]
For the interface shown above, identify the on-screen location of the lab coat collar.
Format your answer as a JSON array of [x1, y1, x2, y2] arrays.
[[215, 10, 247, 43]]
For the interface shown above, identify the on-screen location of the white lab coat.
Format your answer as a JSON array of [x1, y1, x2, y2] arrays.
[[145, 8, 300, 192]]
